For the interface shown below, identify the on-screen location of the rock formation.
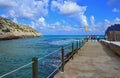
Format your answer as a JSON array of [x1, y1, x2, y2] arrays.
[[0, 16, 42, 40]]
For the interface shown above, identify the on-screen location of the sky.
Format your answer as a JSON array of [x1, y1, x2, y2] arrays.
[[0, 0, 120, 35]]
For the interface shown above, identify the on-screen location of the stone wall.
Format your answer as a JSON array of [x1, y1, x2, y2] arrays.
[[100, 40, 120, 56], [108, 31, 120, 41]]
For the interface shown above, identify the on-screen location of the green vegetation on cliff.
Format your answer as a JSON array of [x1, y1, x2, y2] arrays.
[[0, 16, 42, 40]]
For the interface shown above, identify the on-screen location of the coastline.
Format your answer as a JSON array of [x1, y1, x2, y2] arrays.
[[0, 32, 41, 40], [0, 16, 42, 40]]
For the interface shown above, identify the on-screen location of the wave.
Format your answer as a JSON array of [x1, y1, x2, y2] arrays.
[[48, 39, 76, 46]]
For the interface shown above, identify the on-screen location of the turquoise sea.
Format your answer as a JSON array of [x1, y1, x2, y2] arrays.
[[0, 35, 104, 78]]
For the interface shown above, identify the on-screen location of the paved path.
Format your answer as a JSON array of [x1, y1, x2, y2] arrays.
[[54, 42, 120, 78]]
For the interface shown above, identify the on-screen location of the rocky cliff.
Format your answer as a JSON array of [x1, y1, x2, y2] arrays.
[[0, 16, 42, 40]]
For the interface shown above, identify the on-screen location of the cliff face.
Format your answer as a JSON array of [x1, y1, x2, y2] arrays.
[[0, 16, 42, 40]]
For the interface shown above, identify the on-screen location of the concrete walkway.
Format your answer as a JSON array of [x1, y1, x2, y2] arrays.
[[54, 42, 120, 78]]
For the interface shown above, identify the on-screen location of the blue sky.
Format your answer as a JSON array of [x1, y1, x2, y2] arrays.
[[0, 0, 120, 35]]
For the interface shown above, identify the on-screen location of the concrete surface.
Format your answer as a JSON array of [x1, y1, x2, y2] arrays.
[[54, 42, 120, 78]]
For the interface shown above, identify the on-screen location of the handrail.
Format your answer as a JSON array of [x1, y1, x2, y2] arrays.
[[38, 48, 61, 61], [0, 47, 61, 78], [0, 39, 85, 78], [64, 44, 72, 49], [0, 44, 73, 78], [38, 44, 71, 61], [47, 63, 62, 78], [64, 49, 78, 64], [0, 62, 33, 78]]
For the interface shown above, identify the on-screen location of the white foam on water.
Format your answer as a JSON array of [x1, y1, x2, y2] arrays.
[[48, 39, 76, 46]]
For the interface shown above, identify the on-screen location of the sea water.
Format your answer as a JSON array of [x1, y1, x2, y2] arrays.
[[0, 35, 103, 78]]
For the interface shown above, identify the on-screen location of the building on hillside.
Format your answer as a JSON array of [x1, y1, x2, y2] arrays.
[[105, 24, 120, 41]]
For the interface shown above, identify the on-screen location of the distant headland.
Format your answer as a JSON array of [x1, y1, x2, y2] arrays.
[[0, 16, 42, 40]]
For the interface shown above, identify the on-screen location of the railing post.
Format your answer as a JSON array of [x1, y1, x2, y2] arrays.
[[82, 40, 84, 46], [76, 40, 78, 53], [76, 41, 77, 49], [32, 57, 38, 78], [83, 39, 85, 45], [79, 40, 81, 49], [72, 42, 74, 59], [61, 46, 64, 72]]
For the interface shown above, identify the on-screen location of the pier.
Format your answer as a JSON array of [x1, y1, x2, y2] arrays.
[[55, 42, 120, 78], [0, 40, 120, 78]]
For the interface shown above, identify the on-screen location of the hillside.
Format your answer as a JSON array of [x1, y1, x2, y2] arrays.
[[0, 16, 42, 40]]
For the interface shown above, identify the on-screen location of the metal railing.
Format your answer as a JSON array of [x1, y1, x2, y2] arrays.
[[0, 39, 86, 78]]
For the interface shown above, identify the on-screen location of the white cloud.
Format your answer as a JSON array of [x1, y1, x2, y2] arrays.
[[90, 16, 95, 26], [51, 1, 61, 11], [30, 14, 117, 35], [38, 17, 46, 27], [13, 18, 18, 23], [31, 17, 46, 30], [0, 0, 17, 9], [105, 19, 111, 24], [79, 14, 88, 26], [38, 17, 45, 23], [61, 25, 78, 31], [114, 17, 120, 24], [105, 19, 110, 23], [68, 0, 81, 2], [59, 1, 85, 15], [9, 10, 17, 18], [30, 17, 82, 35], [51, 1, 88, 27], [89, 17, 120, 34], [112, 8, 119, 12], [0, 0, 49, 19], [101, 17, 120, 33], [50, 22, 61, 27], [104, 19, 111, 29], [31, 21, 36, 29], [31, 17, 61, 30], [104, 17, 120, 26]]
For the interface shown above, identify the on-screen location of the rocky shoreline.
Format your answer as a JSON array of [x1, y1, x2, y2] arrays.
[[0, 32, 41, 40], [0, 16, 42, 40]]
